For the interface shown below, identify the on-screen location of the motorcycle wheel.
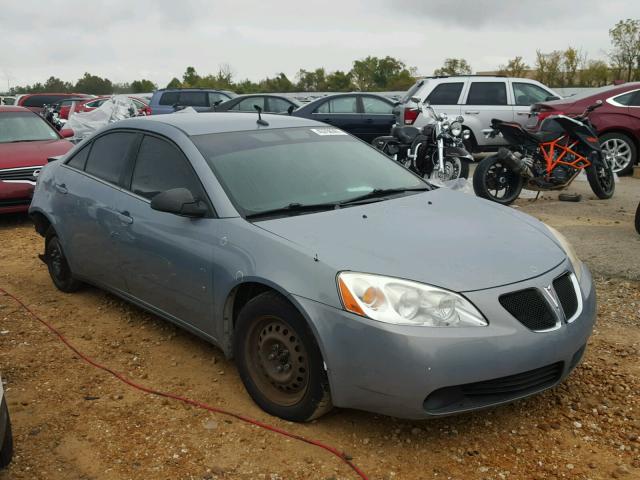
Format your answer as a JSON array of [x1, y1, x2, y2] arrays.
[[473, 154, 523, 205], [635, 201, 640, 235], [428, 157, 469, 182], [585, 161, 615, 199]]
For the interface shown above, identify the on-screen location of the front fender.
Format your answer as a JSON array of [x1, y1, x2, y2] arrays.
[[444, 145, 474, 161]]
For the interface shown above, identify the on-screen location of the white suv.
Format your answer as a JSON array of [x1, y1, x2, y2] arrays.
[[395, 76, 560, 150]]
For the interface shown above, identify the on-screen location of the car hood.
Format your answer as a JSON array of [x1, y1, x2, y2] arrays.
[[254, 188, 566, 292], [0, 139, 73, 169]]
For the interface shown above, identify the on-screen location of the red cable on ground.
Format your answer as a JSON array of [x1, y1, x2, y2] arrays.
[[0, 287, 369, 480]]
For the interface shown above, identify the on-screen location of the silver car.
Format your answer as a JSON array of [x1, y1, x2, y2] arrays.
[[29, 112, 596, 421]]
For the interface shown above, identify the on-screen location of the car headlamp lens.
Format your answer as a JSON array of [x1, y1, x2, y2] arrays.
[[450, 121, 462, 136], [337, 272, 487, 327], [545, 225, 583, 281]]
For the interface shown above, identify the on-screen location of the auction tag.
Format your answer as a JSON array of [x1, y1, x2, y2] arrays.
[[310, 127, 348, 136]]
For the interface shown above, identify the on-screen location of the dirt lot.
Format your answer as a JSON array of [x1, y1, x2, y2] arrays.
[[0, 177, 638, 480]]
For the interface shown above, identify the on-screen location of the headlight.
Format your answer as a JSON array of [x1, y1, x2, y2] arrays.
[[462, 130, 471, 140], [450, 121, 462, 136], [441, 122, 450, 132], [337, 272, 487, 327], [545, 225, 583, 281]]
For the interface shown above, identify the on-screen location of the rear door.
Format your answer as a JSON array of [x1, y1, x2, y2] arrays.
[[311, 96, 362, 137], [359, 95, 395, 142], [115, 134, 216, 336], [462, 80, 511, 146]]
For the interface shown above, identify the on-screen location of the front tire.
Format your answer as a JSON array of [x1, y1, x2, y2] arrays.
[[600, 132, 636, 175], [234, 292, 332, 422], [586, 160, 615, 199], [428, 157, 470, 182], [473, 154, 523, 205], [45, 230, 82, 293]]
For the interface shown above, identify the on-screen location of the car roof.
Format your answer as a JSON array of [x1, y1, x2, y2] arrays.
[[113, 111, 325, 136], [303, 92, 393, 105], [0, 105, 34, 113]]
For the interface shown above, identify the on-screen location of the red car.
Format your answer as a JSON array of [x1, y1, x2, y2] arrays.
[[531, 82, 640, 175], [17, 93, 92, 114], [73, 96, 151, 116], [0, 106, 74, 214]]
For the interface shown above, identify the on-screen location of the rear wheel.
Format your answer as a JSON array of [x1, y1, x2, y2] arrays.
[[586, 160, 615, 199], [473, 155, 523, 205], [45, 230, 82, 293], [234, 292, 332, 422], [600, 132, 636, 175]]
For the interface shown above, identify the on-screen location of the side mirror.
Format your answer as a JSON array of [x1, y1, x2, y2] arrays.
[[595, 99, 603, 105], [410, 96, 421, 104], [287, 105, 295, 115], [150, 188, 207, 218], [60, 129, 74, 139], [545, 95, 560, 101]]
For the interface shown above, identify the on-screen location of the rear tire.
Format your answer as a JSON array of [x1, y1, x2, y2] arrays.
[[45, 229, 82, 293], [0, 400, 13, 469], [234, 292, 332, 422], [586, 161, 615, 199], [473, 154, 523, 205], [600, 132, 636, 176]]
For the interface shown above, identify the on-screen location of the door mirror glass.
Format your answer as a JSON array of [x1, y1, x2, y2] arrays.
[[150, 188, 207, 217]]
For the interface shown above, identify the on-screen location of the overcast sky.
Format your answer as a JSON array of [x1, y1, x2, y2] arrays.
[[1, 0, 638, 89]]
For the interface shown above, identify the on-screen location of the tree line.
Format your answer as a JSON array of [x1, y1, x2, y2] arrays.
[[7, 18, 639, 95]]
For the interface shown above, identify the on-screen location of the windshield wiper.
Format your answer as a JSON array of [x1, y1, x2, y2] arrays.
[[245, 202, 339, 220], [339, 187, 430, 206]]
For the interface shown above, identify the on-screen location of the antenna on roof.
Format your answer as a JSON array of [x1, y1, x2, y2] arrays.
[[254, 105, 269, 126]]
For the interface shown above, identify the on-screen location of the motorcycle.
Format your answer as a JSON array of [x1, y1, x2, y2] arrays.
[[372, 98, 473, 182], [42, 104, 66, 131], [473, 100, 615, 205]]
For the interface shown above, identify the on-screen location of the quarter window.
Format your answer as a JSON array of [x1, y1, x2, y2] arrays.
[[315, 96, 358, 114], [613, 90, 640, 107], [466, 82, 508, 106], [426, 83, 464, 105], [362, 96, 393, 114], [84, 132, 139, 185], [130, 136, 205, 201]]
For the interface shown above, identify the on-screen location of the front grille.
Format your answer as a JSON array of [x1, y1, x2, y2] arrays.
[[424, 362, 564, 414], [0, 167, 39, 182], [499, 288, 557, 330], [553, 273, 578, 320]]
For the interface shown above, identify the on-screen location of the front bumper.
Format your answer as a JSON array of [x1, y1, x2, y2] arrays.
[[296, 261, 596, 419]]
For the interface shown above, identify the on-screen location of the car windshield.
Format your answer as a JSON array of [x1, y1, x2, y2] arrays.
[[192, 127, 428, 217], [0, 112, 59, 143]]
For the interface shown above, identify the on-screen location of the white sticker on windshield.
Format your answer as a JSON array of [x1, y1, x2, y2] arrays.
[[310, 127, 348, 136]]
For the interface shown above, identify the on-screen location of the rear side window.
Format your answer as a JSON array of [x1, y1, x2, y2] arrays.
[[315, 96, 358, 114], [130, 136, 205, 200], [85, 132, 139, 185], [159, 92, 179, 105], [613, 90, 640, 106], [236, 97, 265, 112], [179, 91, 208, 107], [401, 79, 425, 103], [362, 96, 393, 114], [267, 97, 293, 113], [466, 82, 508, 105], [513, 83, 553, 106], [426, 83, 464, 105], [66, 144, 91, 170]]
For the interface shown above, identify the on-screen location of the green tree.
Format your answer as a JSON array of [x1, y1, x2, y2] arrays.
[[166, 77, 182, 89], [75, 72, 113, 95], [130, 79, 157, 93], [534, 50, 563, 87], [433, 58, 472, 76], [562, 47, 583, 86], [609, 18, 640, 81], [182, 66, 200, 87], [497, 56, 529, 77], [325, 70, 353, 91], [580, 60, 610, 87], [296, 68, 327, 91], [43, 76, 72, 92], [259, 73, 295, 92], [351, 56, 416, 90]]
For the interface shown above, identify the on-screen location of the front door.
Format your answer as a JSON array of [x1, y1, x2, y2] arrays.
[[359, 95, 396, 143]]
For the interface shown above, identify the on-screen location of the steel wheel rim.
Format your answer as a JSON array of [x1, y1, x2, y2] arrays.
[[246, 316, 309, 407], [601, 138, 632, 172]]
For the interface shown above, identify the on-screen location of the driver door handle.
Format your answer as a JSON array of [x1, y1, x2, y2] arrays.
[[465, 111, 480, 115], [117, 210, 133, 225], [54, 183, 67, 194]]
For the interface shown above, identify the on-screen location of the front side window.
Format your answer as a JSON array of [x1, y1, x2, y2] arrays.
[[84, 132, 139, 185], [513, 83, 553, 106], [362, 96, 393, 114], [315, 96, 358, 114], [0, 112, 59, 143], [466, 82, 508, 106], [179, 91, 208, 107], [130, 136, 204, 200], [159, 92, 180, 105], [426, 83, 464, 105], [192, 127, 426, 217], [209, 92, 227, 106]]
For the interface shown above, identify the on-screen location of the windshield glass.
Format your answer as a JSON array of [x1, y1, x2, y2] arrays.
[[192, 127, 427, 216], [0, 112, 59, 143]]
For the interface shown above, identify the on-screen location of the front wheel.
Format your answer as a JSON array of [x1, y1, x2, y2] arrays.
[[45, 230, 82, 293], [586, 161, 615, 199], [428, 157, 470, 182], [234, 292, 332, 422], [473, 154, 524, 205]]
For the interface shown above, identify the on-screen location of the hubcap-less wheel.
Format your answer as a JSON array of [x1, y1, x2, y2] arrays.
[[429, 157, 462, 182], [601, 138, 632, 173], [246, 316, 309, 407]]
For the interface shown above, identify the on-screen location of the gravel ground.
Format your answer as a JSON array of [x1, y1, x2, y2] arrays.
[[0, 176, 638, 480]]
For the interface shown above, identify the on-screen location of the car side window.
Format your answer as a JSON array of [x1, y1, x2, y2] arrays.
[[130, 135, 205, 201], [237, 97, 265, 112], [267, 97, 292, 113], [613, 91, 640, 106], [179, 91, 208, 107], [66, 144, 91, 170], [466, 82, 508, 106], [84, 132, 139, 185], [159, 92, 179, 105], [426, 83, 464, 105], [362, 96, 392, 114], [208, 92, 227, 106], [513, 83, 553, 106], [315, 96, 358, 114]]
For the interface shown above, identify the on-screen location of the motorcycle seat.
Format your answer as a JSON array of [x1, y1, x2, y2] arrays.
[[531, 130, 563, 143], [392, 125, 420, 144]]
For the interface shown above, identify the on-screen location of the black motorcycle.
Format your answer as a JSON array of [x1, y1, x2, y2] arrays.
[[42, 104, 65, 131], [372, 99, 472, 182], [473, 100, 614, 205]]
